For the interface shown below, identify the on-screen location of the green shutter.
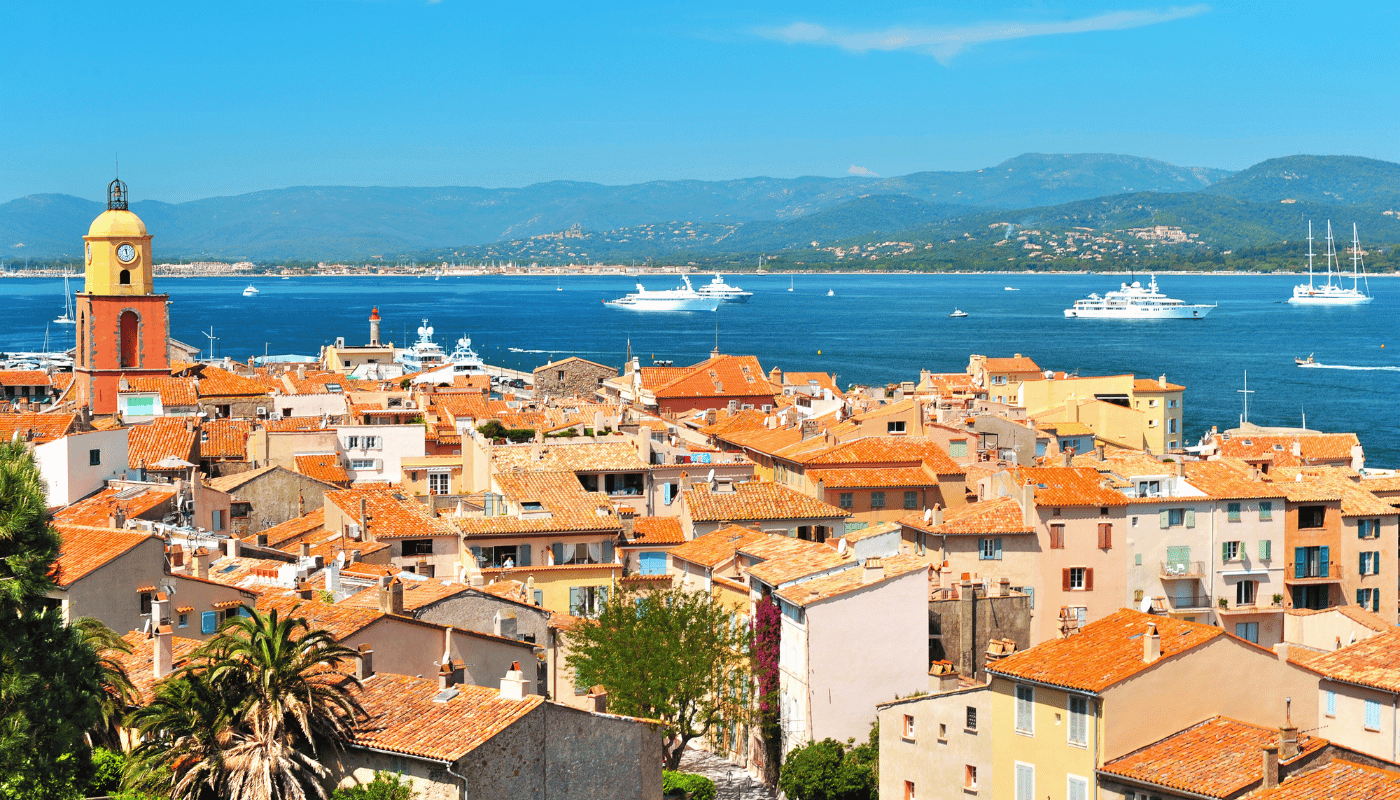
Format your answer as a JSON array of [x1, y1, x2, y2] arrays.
[[1259, 540, 1271, 560], [1319, 546, 1330, 578], [1185, 509, 1196, 528], [518, 544, 531, 567], [552, 542, 564, 564], [995, 538, 1003, 559], [601, 540, 615, 563], [599, 586, 609, 605], [569, 588, 582, 616], [1222, 542, 1229, 563], [1294, 548, 1306, 579], [1159, 509, 1170, 529]]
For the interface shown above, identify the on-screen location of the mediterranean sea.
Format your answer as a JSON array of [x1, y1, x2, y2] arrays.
[[5, 273, 1397, 467]]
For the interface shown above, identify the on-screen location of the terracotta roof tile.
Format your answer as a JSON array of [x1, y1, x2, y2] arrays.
[[1360, 475, 1400, 493], [456, 471, 620, 536], [258, 508, 327, 548], [807, 465, 942, 489], [1100, 716, 1324, 799], [782, 436, 965, 476], [1307, 627, 1400, 693], [255, 594, 382, 641], [50, 524, 157, 586], [189, 365, 272, 398], [294, 454, 351, 486], [684, 481, 848, 523], [1219, 433, 1361, 466], [652, 355, 775, 401], [899, 497, 1034, 535], [492, 441, 646, 473], [340, 578, 473, 612], [781, 372, 842, 396], [1180, 461, 1288, 500], [1269, 467, 1392, 516], [352, 672, 543, 762], [1016, 466, 1129, 507], [1250, 760, 1400, 800], [711, 424, 806, 459], [988, 609, 1223, 692], [54, 486, 176, 528], [199, 419, 250, 460], [326, 486, 457, 539], [629, 516, 685, 545], [0, 412, 76, 444], [0, 370, 53, 387], [1133, 378, 1186, 393], [263, 417, 338, 432], [775, 553, 926, 606], [121, 376, 198, 407], [116, 631, 204, 703], [127, 417, 198, 472], [982, 356, 1041, 373], [742, 536, 854, 586], [669, 524, 770, 568]]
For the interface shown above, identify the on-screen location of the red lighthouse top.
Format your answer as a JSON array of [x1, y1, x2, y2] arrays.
[[369, 307, 380, 321]]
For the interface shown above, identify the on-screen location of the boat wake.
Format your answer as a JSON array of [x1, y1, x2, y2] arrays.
[[508, 347, 613, 355], [1298, 363, 1400, 372]]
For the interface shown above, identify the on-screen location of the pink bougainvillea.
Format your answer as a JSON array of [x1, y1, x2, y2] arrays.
[[752, 593, 781, 739]]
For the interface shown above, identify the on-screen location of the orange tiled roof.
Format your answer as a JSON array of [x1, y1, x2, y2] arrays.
[[1134, 378, 1186, 393], [200, 419, 250, 460], [711, 424, 806, 459], [1218, 433, 1360, 466], [1016, 466, 1128, 507], [637, 366, 690, 390], [190, 365, 272, 398], [684, 480, 848, 523], [0, 370, 53, 386], [781, 436, 965, 476], [807, 465, 941, 489], [900, 497, 1034, 535], [652, 355, 775, 400], [0, 412, 75, 444], [988, 609, 1223, 692], [1360, 475, 1400, 493], [340, 578, 473, 612], [51, 524, 157, 586], [116, 631, 204, 703], [54, 486, 176, 528], [295, 453, 351, 486], [258, 508, 326, 548], [352, 672, 542, 762], [121, 376, 198, 407], [263, 417, 338, 432], [781, 372, 842, 395], [255, 594, 382, 641], [127, 417, 198, 472], [629, 516, 685, 545], [668, 524, 769, 568], [1100, 716, 1324, 799], [1250, 760, 1400, 800], [1307, 627, 1400, 694], [1180, 461, 1288, 500], [1269, 467, 1393, 517], [456, 471, 620, 536], [982, 356, 1041, 373], [492, 441, 646, 473], [432, 394, 492, 423], [776, 553, 926, 607], [326, 486, 458, 540], [742, 535, 853, 586]]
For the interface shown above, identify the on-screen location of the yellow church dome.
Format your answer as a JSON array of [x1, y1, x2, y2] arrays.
[[87, 209, 148, 238]]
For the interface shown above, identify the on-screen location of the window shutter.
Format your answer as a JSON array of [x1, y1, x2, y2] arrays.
[[1223, 542, 1230, 563], [1185, 509, 1196, 528], [469, 545, 483, 567], [1062, 569, 1072, 591], [598, 585, 609, 606], [1098, 523, 1111, 549], [1084, 568, 1094, 591], [201, 611, 217, 634], [533, 589, 544, 606], [1358, 589, 1366, 606], [995, 538, 1003, 559], [518, 544, 531, 567], [1360, 521, 1367, 539], [1360, 552, 1368, 575], [1373, 591, 1381, 613], [569, 588, 582, 616], [601, 540, 615, 563], [1159, 509, 1169, 529], [1319, 546, 1329, 578], [552, 542, 564, 564], [1015, 763, 1033, 800], [1259, 540, 1271, 560], [1326, 691, 1335, 716], [1294, 548, 1305, 579]]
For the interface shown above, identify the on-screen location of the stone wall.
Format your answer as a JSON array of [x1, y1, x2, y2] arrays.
[[929, 587, 1032, 682], [533, 359, 617, 401]]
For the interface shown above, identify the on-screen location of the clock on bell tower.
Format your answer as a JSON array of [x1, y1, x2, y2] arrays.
[[74, 179, 172, 415]]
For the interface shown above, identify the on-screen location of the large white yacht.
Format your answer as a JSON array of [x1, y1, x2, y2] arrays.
[[396, 320, 450, 372], [603, 275, 719, 312], [695, 273, 753, 303], [1287, 221, 1372, 305], [1064, 275, 1215, 319]]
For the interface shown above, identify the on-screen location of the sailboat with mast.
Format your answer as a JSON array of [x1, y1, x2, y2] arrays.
[[54, 275, 76, 325], [1287, 221, 1372, 305]]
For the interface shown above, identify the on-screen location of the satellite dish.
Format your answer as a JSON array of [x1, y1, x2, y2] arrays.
[[923, 508, 933, 523], [706, 469, 715, 483], [837, 539, 848, 554], [1139, 595, 1153, 613]]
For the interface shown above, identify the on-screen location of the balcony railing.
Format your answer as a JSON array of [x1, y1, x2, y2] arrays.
[[1167, 593, 1213, 611], [1286, 564, 1344, 583], [1159, 561, 1206, 579]]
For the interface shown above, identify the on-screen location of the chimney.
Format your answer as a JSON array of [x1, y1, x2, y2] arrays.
[[929, 661, 960, 694], [499, 661, 528, 700], [151, 591, 169, 627], [679, 471, 692, 494], [1095, 444, 1106, 462], [379, 577, 404, 615], [863, 557, 885, 584], [1262, 744, 1280, 789], [1061, 449, 1072, 467], [587, 686, 609, 713], [296, 581, 313, 600], [167, 545, 184, 569], [255, 533, 268, 547], [153, 624, 174, 679], [439, 659, 457, 690], [1158, 374, 1167, 389], [727, 400, 738, 414], [1280, 698, 1300, 759], [959, 578, 977, 678], [531, 439, 542, 462], [369, 306, 381, 346], [347, 645, 371, 682], [619, 507, 635, 540], [108, 508, 127, 530], [1175, 459, 1185, 478], [191, 548, 210, 580], [997, 577, 1011, 597], [300, 542, 311, 560], [932, 504, 944, 526], [800, 419, 818, 440], [769, 366, 782, 385], [327, 557, 342, 595], [1144, 622, 1161, 663], [938, 561, 951, 591], [705, 409, 717, 426], [224, 537, 240, 560]]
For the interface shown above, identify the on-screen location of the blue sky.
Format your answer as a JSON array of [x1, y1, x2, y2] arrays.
[[3, 1, 1397, 203]]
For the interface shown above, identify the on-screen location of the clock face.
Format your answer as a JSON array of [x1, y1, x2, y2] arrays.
[[116, 244, 136, 263]]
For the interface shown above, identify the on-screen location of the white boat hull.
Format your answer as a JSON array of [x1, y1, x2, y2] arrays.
[[605, 298, 719, 312], [1287, 292, 1372, 305], [1066, 305, 1213, 319]]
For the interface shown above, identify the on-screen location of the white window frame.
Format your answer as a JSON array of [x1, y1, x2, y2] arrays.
[[345, 435, 361, 449], [1067, 774, 1090, 800], [1067, 695, 1088, 747], [349, 458, 376, 470], [428, 472, 450, 495], [1015, 685, 1034, 735], [1014, 761, 1034, 800], [1068, 567, 1086, 590]]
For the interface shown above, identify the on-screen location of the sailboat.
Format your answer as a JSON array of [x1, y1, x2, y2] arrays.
[[54, 275, 76, 325], [1287, 221, 1372, 305]]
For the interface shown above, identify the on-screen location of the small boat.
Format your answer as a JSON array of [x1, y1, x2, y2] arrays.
[[242, 284, 260, 297], [949, 308, 968, 318], [1295, 354, 1317, 367], [1004, 287, 1019, 291], [788, 277, 794, 292], [826, 289, 835, 297], [556, 286, 563, 291], [54, 275, 76, 325]]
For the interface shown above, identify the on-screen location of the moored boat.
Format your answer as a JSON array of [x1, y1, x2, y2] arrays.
[[695, 274, 752, 303], [603, 276, 719, 312], [1064, 275, 1214, 319]]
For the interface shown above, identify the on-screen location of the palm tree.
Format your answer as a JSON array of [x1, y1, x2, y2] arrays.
[[126, 606, 365, 800], [71, 617, 135, 747]]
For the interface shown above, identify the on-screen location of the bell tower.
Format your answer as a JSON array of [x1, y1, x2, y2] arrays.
[[75, 179, 171, 414]]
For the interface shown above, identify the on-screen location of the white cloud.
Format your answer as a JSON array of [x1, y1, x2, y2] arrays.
[[848, 165, 880, 177], [760, 6, 1210, 64]]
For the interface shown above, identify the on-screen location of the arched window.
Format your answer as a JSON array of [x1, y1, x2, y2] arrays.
[[119, 310, 139, 368], [119, 269, 131, 286]]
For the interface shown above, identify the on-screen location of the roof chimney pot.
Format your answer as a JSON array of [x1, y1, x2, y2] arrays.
[[1144, 622, 1162, 663]]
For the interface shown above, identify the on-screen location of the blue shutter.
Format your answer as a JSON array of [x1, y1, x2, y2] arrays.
[[995, 538, 1003, 559], [533, 589, 544, 606], [552, 542, 564, 565], [1367, 700, 1382, 729], [1326, 691, 1336, 716], [469, 546, 483, 567], [201, 611, 217, 634], [663, 482, 673, 505], [1294, 548, 1306, 579], [601, 540, 615, 563], [518, 545, 531, 567], [639, 551, 666, 575], [1319, 546, 1330, 578], [568, 588, 582, 616]]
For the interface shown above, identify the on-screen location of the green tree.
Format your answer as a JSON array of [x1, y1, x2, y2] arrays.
[[565, 584, 750, 770], [126, 606, 366, 800], [778, 738, 877, 800], [330, 771, 415, 800], [0, 440, 109, 799]]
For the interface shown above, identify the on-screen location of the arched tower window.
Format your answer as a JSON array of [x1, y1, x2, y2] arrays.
[[119, 311, 139, 368], [78, 312, 86, 368], [119, 269, 131, 286]]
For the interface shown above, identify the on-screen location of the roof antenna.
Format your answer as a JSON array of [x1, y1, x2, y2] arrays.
[[712, 310, 720, 358]]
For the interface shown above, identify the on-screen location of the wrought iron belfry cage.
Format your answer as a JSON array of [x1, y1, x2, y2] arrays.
[[108, 178, 128, 210]]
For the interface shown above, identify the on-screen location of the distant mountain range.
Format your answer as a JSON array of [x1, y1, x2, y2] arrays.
[[3, 153, 1398, 266]]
